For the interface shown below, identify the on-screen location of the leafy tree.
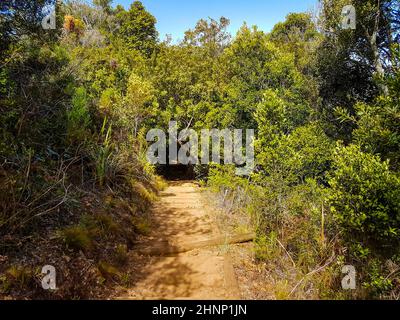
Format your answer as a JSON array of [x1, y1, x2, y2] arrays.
[[122, 72, 156, 135], [115, 1, 158, 56], [328, 144, 400, 242], [151, 38, 219, 130], [317, 0, 400, 139], [320, 0, 399, 85], [183, 17, 231, 57], [269, 12, 321, 74]]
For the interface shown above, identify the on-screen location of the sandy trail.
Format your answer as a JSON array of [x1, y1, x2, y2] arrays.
[[122, 181, 240, 300]]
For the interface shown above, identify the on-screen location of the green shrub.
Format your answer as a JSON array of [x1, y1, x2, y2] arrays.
[[153, 176, 168, 192], [281, 125, 334, 183], [363, 259, 394, 296], [131, 181, 158, 206], [80, 213, 121, 238], [352, 101, 400, 169], [207, 164, 249, 192], [256, 123, 334, 184], [328, 144, 400, 242], [61, 225, 93, 251]]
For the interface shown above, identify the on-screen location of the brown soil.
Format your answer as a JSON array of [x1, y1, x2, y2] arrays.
[[117, 181, 241, 300]]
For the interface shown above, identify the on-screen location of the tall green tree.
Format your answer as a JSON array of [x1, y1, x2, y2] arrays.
[[183, 17, 231, 57], [115, 1, 158, 57], [317, 0, 400, 139], [269, 12, 321, 74]]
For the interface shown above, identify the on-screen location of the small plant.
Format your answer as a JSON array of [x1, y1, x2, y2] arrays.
[[98, 261, 120, 280], [154, 176, 168, 191], [254, 232, 280, 262], [94, 214, 119, 236], [132, 216, 151, 236], [67, 86, 91, 144], [274, 280, 291, 300], [61, 225, 92, 251], [114, 244, 129, 265], [132, 181, 158, 205], [3, 266, 34, 291], [120, 273, 132, 287], [363, 260, 394, 297], [351, 243, 371, 260]]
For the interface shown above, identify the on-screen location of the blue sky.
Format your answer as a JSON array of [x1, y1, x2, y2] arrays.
[[112, 0, 319, 42]]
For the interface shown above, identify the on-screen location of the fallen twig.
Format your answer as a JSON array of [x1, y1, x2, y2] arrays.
[[288, 253, 336, 297]]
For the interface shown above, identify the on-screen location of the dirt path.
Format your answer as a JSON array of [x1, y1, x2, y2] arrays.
[[121, 181, 241, 300]]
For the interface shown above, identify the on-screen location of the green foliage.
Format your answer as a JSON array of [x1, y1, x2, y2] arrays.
[[131, 215, 151, 236], [98, 261, 120, 280], [256, 121, 334, 184], [67, 87, 91, 143], [93, 214, 119, 236], [121, 73, 156, 133], [328, 144, 400, 242], [207, 164, 249, 192], [353, 100, 400, 169], [254, 232, 280, 262], [316, 0, 399, 139], [337, 66, 400, 170], [151, 41, 219, 130], [351, 242, 371, 260], [93, 0, 112, 11], [363, 259, 394, 296], [183, 17, 231, 56], [131, 181, 157, 207], [219, 26, 280, 128]]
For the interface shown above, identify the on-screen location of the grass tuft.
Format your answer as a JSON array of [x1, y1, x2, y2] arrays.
[[61, 225, 92, 251], [98, 261, 120, 280]]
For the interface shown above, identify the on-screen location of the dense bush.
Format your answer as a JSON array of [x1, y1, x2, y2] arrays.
[[328, 145, 400, 242], [256, 123, 334, 184]]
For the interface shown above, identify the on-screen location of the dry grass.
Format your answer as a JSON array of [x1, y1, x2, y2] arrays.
[[203, 184, 345, 300], [0, 169, 164, 299]]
